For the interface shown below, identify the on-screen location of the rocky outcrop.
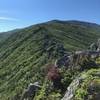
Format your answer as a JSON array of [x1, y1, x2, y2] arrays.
[[61, 76, 84, 100], [55, 55, 71, 68], [21, 82, 41, 100], [55, 51, 100, 71], [62, 69, 100, 100], [89, 38, 100, 51]]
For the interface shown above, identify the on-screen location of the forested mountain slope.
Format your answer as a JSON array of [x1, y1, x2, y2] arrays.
[[0, 20, 100, 100]]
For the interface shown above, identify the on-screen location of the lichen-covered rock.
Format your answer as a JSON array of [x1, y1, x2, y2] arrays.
[[61, 78, 80, 100], [62, 68, 100, 100]]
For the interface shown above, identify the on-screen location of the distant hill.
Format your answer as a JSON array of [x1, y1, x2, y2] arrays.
[[0, 20, 100, 100], [0, 33, 10, 43], [0, 29, 21, 43]]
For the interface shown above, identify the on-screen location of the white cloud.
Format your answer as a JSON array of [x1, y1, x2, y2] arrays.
[[0, 16, 19, 21]]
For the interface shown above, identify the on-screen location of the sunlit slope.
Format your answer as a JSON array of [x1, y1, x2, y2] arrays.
[[0, 20, 100, 100]]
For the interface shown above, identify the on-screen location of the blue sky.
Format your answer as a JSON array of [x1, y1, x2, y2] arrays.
[[0, 0, 100, 32]]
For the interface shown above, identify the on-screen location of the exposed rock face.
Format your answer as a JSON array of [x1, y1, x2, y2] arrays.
[[55, 38, 100, 69], [61, 77, 84, 100], [97, 38, 100, 51], [55, 50, 100, 70], [55, 55, 71, 68], [89, 38, 100, 51], [62, 69, 100, 100], [89, 43, 98, 51], [21, 82, 41, 100]]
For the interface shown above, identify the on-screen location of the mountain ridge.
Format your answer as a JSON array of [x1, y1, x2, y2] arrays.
[[0, 19, 100, 34]]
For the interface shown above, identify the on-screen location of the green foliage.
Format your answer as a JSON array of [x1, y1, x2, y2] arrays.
[[60, 67, 79, 91], [0, 20, 100, 100], [75, 89, 88, 100], [34, 79, 47, 100], [74, 68, 100, 100], [34, 78, 62, 100]]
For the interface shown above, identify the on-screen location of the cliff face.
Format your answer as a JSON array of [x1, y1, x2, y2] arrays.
[[62, 68, 100, 100]]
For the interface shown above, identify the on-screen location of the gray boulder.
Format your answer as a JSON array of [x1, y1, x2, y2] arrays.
[[21, 82, 41, 100]]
